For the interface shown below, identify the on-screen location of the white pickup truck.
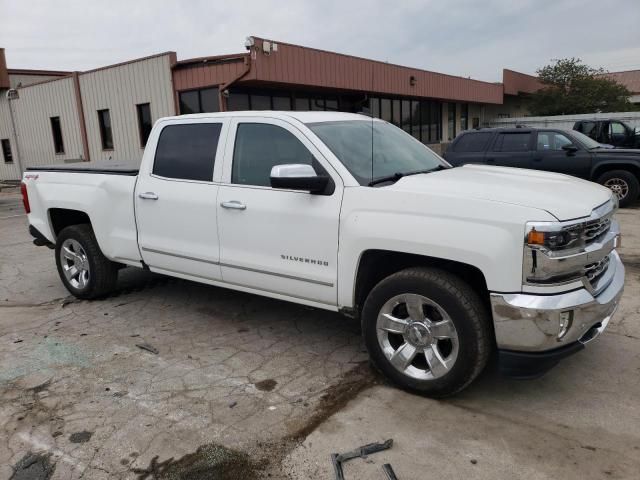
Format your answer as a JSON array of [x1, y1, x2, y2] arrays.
[[22, 111, 624, 397]]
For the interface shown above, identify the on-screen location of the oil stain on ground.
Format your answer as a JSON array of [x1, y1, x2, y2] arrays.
[[131, 443, 263, 480], [10, 452, 55, 480], [254, 379, 277, 392]]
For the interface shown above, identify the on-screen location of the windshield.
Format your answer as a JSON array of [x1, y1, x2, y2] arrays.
[[307, 120, 446, 185], [569, 130, 604, 150]]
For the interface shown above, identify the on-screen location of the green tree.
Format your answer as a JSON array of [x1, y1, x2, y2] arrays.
[[528, 58, 632, 115]]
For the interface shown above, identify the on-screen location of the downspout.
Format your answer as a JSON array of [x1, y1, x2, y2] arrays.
[[5, 89, 24, 175], [72, 72, 90, 161], [219, 53, 252, 111]]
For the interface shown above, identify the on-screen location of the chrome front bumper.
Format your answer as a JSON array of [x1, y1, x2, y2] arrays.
[[491, 250, 624, 352]]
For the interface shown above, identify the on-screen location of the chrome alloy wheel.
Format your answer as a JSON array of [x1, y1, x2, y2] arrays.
[[59, 238, 90, 289], [604, 177, 629, 201], [376, 294, 459, 380]]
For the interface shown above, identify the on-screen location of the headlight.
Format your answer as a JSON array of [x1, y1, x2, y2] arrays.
[[526, 224, 585, 251]]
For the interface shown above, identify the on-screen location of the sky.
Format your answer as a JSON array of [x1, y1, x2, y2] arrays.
[[1, 0, 639, 83]]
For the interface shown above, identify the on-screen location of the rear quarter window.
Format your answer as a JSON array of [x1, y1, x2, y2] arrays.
[[453, 132, 493, 152]]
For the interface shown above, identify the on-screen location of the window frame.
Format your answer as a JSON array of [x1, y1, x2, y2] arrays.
[[178, 87, 221, 114], [50, 116, 65, 154], [1, 139, 13, 164], [136, 103, 153, 148], [222, 117, 338, 193], [97, 109, 114, 150]]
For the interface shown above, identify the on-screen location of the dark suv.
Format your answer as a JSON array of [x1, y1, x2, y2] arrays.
[[443, 127, 640, 207], [574, 119, 640, 149]]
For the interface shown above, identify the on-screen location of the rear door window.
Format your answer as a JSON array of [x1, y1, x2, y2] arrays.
[[153, 123, 222, 181], [453, 132, 493, 152], [492, 132, 531, 152]]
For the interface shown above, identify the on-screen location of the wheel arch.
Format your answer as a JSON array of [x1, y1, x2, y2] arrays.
[[591, 162, 640, 182], [48, 208, 92, 239], [352, 249, 490, 317]]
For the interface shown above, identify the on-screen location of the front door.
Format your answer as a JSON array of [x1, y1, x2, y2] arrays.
[[531, 130, 592, 179], [135, 119, 227, 280], [216, 117, 342, 307]]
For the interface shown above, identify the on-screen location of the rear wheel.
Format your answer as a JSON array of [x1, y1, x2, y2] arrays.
[[597, 170, 639, 208], [361, 267, 491, 397], [55, 224, 118, 299]]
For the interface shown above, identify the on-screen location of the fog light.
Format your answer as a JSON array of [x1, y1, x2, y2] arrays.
[[558, 310, 573, 340]]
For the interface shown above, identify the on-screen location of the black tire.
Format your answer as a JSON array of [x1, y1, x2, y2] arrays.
[[361, 267, 492, 398], [596, 170, 639, 208], [55, 224, 118, 299]]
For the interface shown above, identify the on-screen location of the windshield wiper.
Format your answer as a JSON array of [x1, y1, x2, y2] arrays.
[[368, 165, 447, 186]]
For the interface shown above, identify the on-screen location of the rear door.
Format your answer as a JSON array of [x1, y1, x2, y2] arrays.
[[134, 118, 228, 280], [531, 130, 592, 178], [443, 131, 493, 166], [485, 131, 533, 168], [215, 117, 342, 307]]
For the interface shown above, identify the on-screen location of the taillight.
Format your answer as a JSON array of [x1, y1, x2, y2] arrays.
[[20, 182, 31, 214]]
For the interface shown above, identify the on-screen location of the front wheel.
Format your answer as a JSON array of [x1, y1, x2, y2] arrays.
[[596, 170, 639, 208], [361, 267, 492, 397], [55, 224, 118, 299]]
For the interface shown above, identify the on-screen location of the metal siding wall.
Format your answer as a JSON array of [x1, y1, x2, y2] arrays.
[[249, 40, 504, 104], [9, 74, 66, 88], [79, 54, 175, 164], [0, 97, 21, 180], [172, 59, 248, 91], [10, 77, 84, 170]]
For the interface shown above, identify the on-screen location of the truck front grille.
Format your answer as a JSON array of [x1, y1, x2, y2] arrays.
[[584, 216, 611, 244], [585, 255, 610, 288]]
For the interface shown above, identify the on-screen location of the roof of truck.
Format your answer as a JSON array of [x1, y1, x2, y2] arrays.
[[161, 111, 377, 124]]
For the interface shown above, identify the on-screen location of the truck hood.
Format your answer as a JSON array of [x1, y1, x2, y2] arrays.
[[592, 147, 640, 156], [389, 164, 612, 221]]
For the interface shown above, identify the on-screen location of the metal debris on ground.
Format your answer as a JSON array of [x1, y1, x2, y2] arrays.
[[331, 439, 393, 480], [382, 463, 399, 479], [135, 343, 159, 354]]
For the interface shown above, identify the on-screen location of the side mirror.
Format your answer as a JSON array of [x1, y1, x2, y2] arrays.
[[562, 144, 578, 154], [270, 164, 329, 194]]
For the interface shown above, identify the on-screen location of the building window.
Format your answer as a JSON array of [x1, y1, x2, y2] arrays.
[[178, 87, 220, 114], [97, 109, 114, 150], [50, 117, 65, 154], [136, 103, 152, 147], [460, 103, 469, 131], [1, 139, 12, 163], [227, 92, 250, 111], [447, 103, 456, 141]]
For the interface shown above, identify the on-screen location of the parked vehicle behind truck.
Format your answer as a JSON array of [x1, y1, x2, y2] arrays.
[[444, 126, 640, 207], [574, 119, 640, 149], [22, 112, 624, 397]]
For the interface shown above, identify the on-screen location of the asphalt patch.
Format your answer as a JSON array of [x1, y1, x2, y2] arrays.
[[10, 453, 55, 480], [131, 443, 263, 480]]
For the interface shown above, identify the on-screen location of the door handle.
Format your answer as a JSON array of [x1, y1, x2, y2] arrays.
[[486, 158, 495, 163], [221, 201, 247, 210], [138, 192, 159, 200]]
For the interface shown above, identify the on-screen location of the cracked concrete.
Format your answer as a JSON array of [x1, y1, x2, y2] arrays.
[[2, 186, 640, 479]]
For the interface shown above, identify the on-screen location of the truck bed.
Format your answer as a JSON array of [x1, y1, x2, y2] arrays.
[[26, 161, 139, 176]]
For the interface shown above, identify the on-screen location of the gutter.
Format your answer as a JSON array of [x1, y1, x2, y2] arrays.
[[219, 53, 252, 111]]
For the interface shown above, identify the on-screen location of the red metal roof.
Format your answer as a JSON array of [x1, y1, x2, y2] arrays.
[[600, 69, 640, 93], [174, 37, 505, 104], [502, 69, 543, 95]]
